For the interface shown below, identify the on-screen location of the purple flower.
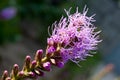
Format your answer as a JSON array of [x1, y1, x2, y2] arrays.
[[0, 7, 17, 20], [47, 7, 101, 64]]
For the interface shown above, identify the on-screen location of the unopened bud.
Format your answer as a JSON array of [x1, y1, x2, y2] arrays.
[[43, 62, 51, 71], [1, 70, 8, 80], [23, 55, 31, 71], [47, 38, 54, 46], [18, 71, 24, 78], [28, 72, 36, 78], [13, 64, 19, 76], [35, 49, 43, 62], [56, 61, 64, 68], [31, 60, 37, 69], [47, 46, 55, 57], [6, 77, 11, 80]]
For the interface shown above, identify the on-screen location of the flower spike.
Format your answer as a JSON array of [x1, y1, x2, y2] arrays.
[[0, 7, 101, 80]]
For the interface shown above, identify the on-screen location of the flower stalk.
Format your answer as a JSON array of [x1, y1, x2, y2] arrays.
[[0, 7, 101, 80]]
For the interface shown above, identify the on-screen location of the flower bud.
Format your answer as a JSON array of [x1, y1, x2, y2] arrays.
[[56, 61, 64, 68], [28, 72, 36, 78], [35, 49, 43, 62], [31, 60, 37, 69], [6, 77, 11, 80], [18, 71, 24, 78], [12, 64, 19, 76], [47, 46, 55, 57], [23, 55, 31, 71], [43, 62, 51, 71], [47, 46, 55, 54], [47, 38, 54, 46], [1, 70, 8, 80]]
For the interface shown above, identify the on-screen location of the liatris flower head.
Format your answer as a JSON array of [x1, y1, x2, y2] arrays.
[[47, 7, 101, 64]]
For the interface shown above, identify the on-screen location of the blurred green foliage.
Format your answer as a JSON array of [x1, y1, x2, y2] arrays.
[[0, 15, 20, 44]]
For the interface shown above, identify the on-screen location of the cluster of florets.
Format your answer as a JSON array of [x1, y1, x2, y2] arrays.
[[47, 7, 101, 64]]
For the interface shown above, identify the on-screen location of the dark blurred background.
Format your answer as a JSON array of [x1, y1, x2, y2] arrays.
[[0, 0, 120, 80]]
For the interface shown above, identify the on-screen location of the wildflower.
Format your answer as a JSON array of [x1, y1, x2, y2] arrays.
[[47, 7, 101, 64]]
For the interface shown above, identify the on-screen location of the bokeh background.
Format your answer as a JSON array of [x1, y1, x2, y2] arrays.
[[0, 0, 120, 80]]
